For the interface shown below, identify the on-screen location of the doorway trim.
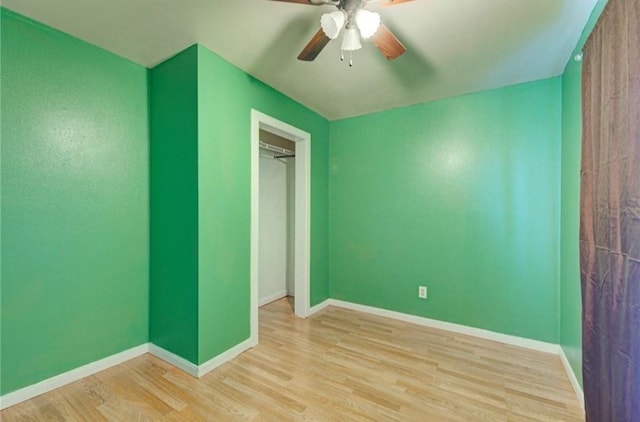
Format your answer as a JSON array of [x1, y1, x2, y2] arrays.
[[250, 109, 311, 344]]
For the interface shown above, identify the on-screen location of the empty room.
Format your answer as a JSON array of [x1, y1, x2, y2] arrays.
[[1, 0, 638, 420]]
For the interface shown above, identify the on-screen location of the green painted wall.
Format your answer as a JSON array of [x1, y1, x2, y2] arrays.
[[149, 46, 200, 363], [0, 9, 149, 394], [197, 46, 330, 363], [0, 8, 4, 397], [197, 47, 250, 363], [329, 78, 562, 343], [196, 49, 253, 363], [558, 0, 609, 388], [0, 0, 607, 396], [560, 58, 583, 387], [149, 45, 330, 365]]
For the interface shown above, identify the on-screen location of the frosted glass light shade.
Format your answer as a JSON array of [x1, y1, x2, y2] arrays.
[[355, 9, 381, 39], [321, 11, 346, 39], [341, 27, 362, 51]]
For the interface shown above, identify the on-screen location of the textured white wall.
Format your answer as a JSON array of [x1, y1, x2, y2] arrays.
[[286, 157, 296, 296], [259, 153, 290, 304]]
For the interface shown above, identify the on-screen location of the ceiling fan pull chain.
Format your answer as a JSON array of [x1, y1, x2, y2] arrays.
[[349, 51, 353, 67], [341, 51, 344, 61]]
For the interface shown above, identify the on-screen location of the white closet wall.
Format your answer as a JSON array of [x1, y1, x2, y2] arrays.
[[259, 154, 289, 305], [286, 157, 295, 296]]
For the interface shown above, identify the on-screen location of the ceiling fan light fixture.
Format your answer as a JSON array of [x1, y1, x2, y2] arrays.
[[341, 26, 362, 51], [320, 10, 346, 39], [355, 9, 381, 39]]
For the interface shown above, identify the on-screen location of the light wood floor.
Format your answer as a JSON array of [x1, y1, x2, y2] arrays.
[[2, 298, 584, 421]]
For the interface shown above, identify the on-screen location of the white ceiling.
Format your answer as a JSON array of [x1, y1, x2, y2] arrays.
[[3, 0, 597, 120]]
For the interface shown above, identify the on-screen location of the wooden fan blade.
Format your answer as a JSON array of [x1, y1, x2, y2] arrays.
[[381, 0, 415, 6], [298, 29, 331, 61], [270, 0, 326, 4], [371, 24, 406, 61]]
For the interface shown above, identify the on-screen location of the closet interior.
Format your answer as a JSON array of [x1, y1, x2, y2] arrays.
[[258, 129, 296, 310]]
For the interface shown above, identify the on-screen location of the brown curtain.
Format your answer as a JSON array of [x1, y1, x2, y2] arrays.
[[580, 0, 640, 420]]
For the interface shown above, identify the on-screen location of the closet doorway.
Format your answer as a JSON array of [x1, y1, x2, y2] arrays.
[[258, 132, 295, 308], [250, 110, 310, 345]]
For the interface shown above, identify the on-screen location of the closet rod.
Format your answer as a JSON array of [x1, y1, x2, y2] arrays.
[[274, 154, 295, 159]]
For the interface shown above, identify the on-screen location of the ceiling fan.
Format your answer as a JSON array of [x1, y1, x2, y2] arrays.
[[271, 0, 413, 66]]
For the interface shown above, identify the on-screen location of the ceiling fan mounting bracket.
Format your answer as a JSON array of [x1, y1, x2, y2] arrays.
[[338, 0, 366, 12]]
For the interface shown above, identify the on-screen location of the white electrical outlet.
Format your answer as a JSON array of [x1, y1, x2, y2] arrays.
[[418, 286, 428, 299]]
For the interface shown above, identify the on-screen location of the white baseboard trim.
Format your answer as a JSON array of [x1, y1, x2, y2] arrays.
[[329, 298, 586, 406], [328, 299, 560, 354], [308, 299, 331, 316], [259, 291, 288, 307], [149, 338, 256, 378], [0, 301, 581, 411], [198, 337, 256, 377], [558, 346, 584, 408], [0, 343, 149, 410], [148, 344, 199, 377], [1, 337, 258, 411]]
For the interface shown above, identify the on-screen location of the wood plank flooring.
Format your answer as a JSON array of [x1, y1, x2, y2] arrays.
[[2, 298, 584, 421]]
